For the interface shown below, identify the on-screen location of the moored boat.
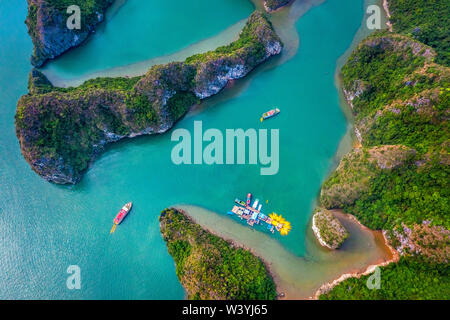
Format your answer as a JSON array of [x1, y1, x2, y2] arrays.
[[114, 202, 133, 225], [227, 194, 291, 236], [252, 199, 259, 209], [261, 108, 280, 121]]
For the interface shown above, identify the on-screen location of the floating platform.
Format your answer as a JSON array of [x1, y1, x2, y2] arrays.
[[228, 195, 291, 236]]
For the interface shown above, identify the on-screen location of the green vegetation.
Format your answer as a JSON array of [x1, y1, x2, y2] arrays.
[[320, 256, 450, 300], [321, 1, 449, 300], [341, 33, 442, 120], [313, 210, 349, 249], [324, 32, 450, 231], [26, 3, 39, 44], [364, 91, 449, 155], [389, 0, 450, 66], [159, 208, 277, 300], [185, 12, 277, 65], [16, 11, 281, 184], [325, 32, 449, 232], [125, 93, 157, 127], [344, 160, 449, 230], [77, 76, 141, 92], [167, 92, 199, 120]]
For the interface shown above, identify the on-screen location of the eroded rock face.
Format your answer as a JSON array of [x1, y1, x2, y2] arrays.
[[194, 63, 246, 99], [368, 145, 416, 170], [16, 11, 283, 184], [26, 0, 113, 67], [363, 35, 436, 60], [388, 222, 450, 264]]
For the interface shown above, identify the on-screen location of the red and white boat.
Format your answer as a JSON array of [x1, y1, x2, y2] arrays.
[[110, 202, 132, 234], [114, 202, 132, 225], [261, 108, 280, 121]]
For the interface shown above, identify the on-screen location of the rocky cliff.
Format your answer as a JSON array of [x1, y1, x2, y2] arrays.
[[319, 32, 449, 262], [319, 1, 449, 300], [26, 0, 114, 67], [16, 11, 283, 184]]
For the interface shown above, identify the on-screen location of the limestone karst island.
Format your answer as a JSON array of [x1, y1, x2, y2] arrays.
[[0, 0, 448, 309]]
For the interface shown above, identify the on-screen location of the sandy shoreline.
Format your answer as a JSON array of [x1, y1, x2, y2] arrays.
[[307, 0, 401, 299], [173, 206, 398, 300], [313, 212, 400, 299], [163, 1, 400, 301], [172, 207, 285, 299]]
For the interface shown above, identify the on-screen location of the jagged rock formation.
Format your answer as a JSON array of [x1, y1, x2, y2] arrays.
[[26, 0, 114, 67], [320, 31, 449, 259], [16, 11, 283, 184]]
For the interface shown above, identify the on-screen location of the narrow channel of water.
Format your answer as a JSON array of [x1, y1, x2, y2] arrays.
[[0, 0, 389, 299]]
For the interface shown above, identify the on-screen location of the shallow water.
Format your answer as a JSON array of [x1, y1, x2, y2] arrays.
[[176, 205, 392, 299], [41, 0, 254, 84], [0, 0, 387, 299]]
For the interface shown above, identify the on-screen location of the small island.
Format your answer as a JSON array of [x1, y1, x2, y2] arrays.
[[16, 11, 283, 184], [159, 208, 277, 300], [264, 0, 291, 12], [312, 209, 349, 250], [26, 0, 114, 67]]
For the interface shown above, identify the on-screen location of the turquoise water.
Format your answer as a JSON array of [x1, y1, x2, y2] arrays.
[[0, 0, 364, 299], [42, 0, 254, 82]]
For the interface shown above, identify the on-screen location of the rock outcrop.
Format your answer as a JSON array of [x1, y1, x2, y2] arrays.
[[321, 31, 449, 246], [312, 209, 349, 250], [26, 0, 114, 67], [387, 222, 449, 264], [16, 11, 283, 184], [264, 0, 291, 12], [318, 2, 450, 299]]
